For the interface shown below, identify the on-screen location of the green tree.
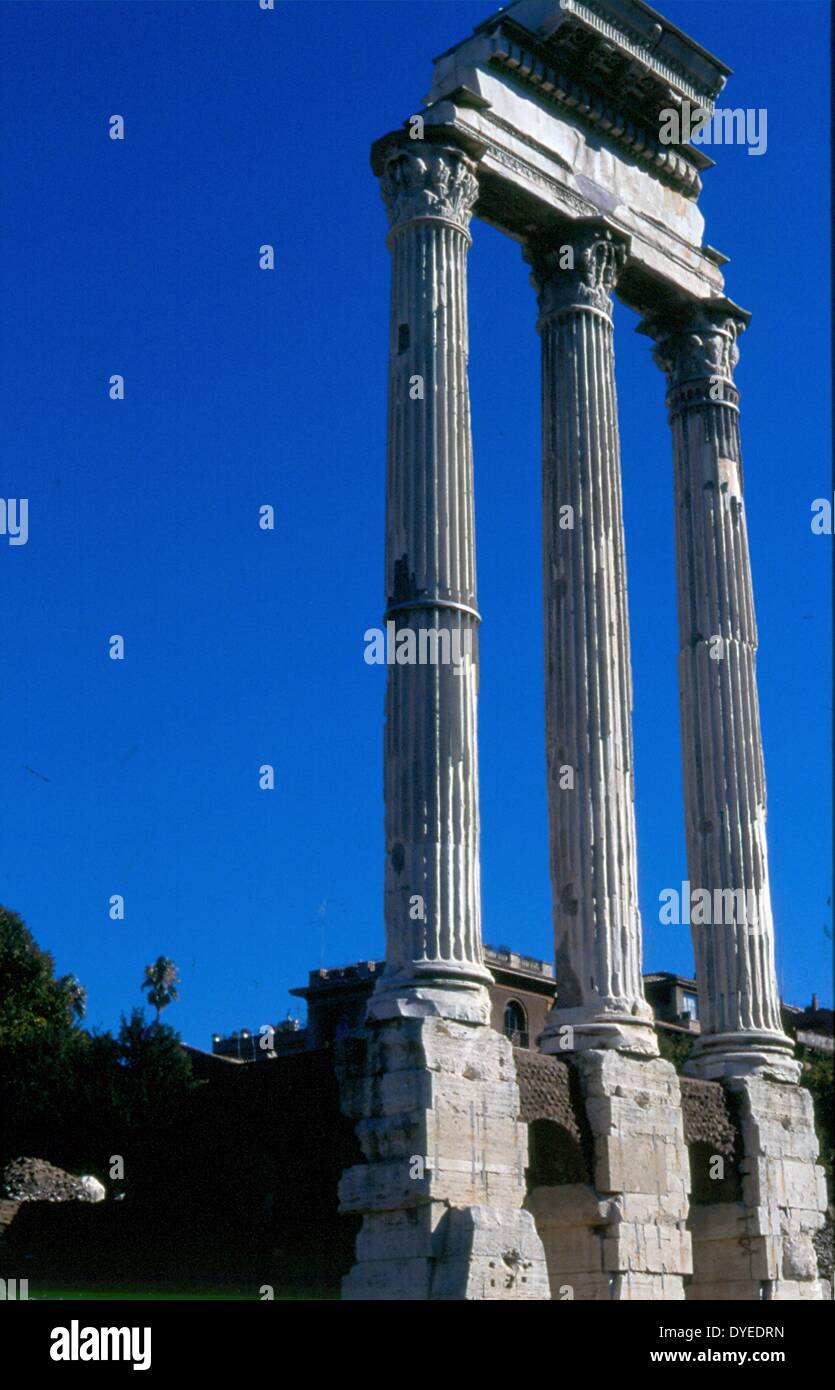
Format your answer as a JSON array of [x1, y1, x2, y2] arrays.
[[0, 909, 198, 1179], [59, 974, 87, 1023], [105, 1008, 202, 1204], [141, 956, 180, 1021], [656, 1028, 694, 1073], [0, 906, 88, 1166], [799, 1046, 834, 1195], [0, 907, 85, 1046], [115, 1008, 197, 1130]]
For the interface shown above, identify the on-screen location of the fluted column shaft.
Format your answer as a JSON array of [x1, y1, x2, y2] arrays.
[[644, 302, 798, 1081], [531, 226, 655, 1054], [369, 136, 492, 1022]]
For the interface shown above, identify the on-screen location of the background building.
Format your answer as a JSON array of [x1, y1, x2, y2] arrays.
[[210, 953, 832, 1061]]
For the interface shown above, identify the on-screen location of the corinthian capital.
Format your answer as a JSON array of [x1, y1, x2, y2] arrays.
[[378, 141, 479, 237], [640, 301, 747, 390], [528, 224, 628, 319]]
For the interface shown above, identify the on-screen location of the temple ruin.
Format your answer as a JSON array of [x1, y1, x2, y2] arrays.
[[335, 0, 829, 1301]]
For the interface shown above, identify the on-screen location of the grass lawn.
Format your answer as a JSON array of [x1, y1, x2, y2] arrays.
[[27, 1285, 334, 1301]]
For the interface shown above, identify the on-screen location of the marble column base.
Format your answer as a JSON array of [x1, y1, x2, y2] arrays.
[[365, 978, 492, 1026], [684, 1031, 801, 1084], [539, 1004, 659, 1058]]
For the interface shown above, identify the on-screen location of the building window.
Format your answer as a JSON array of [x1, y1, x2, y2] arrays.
[[681, 991, 699, 1021], [503, 999, 528, 1049]]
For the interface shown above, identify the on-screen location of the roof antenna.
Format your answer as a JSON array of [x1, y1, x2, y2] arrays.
[[317, 899, 328, 970]]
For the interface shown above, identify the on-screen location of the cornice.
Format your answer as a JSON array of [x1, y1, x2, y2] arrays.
[[488, 25, 706, 199]]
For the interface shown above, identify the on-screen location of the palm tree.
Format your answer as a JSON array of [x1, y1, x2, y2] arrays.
[[58, 973, 87, 1023], [141, 956, 180, 1022]]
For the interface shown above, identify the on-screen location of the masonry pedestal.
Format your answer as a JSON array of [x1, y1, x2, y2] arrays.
[[337, 1012, 550, 1300], [528, 1051, 692, 1299], [687, 1077, 828, 1300]]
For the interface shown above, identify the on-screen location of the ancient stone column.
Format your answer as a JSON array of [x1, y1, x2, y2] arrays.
[[335, 131, 549, 1301], [368, 133, 493, 1025], [642, 301, 799, 1083], [529, 224, 656, 1056], [523, 227, 692, 1300]]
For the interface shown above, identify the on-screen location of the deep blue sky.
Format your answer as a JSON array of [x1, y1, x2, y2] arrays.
[[1, 0, 831, 1047]]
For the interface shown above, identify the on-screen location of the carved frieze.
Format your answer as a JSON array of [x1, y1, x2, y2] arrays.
[[488, 28, 704, 198], [477, 125, 597, 220]]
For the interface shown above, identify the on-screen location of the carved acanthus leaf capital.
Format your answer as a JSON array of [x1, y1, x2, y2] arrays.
[[379, 143, 479, 236], [642, 303, 745, 389], [528, 225, 628, 319]]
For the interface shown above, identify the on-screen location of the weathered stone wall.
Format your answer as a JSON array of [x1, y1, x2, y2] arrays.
[[337, 1018, 550, 1299], [680, 1076, 742, 1203], [523, 1052, 692, 1300]]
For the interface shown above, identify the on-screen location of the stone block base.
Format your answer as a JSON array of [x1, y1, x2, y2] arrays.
[[527, 1051, 692, 1300], [687, 1077, 827, 1300], [343, 1203, 549, 1300], [336, 1011, 550, 1300]]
